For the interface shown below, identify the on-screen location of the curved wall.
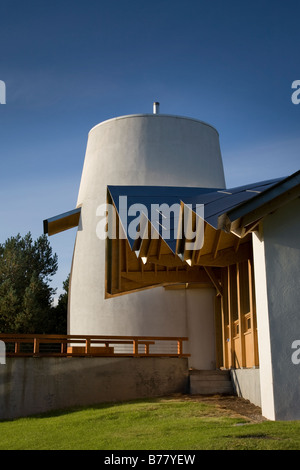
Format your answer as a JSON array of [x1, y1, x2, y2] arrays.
[[68, 113, 225, 368], [77, 114, 225, 205]]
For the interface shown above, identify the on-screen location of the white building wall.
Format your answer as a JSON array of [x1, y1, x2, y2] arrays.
[[252, 198, 300, 420], [252, 230, 275, 419], [185, 288, 217, 370], [68, 113, 226, 369], [230, 368, 261, 407]]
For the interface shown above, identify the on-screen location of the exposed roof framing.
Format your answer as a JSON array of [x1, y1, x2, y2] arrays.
[[218, 170, 300, 237], [105, 200, 252, 297], [43, 171, 300, 297]]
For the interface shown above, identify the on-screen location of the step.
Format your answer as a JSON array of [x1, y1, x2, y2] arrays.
[[189, 370, 234, 395]]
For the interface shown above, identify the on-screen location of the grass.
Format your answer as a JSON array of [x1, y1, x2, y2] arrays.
[[0, 396, 300, 450]]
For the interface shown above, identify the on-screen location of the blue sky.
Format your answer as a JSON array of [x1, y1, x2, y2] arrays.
[[0, 0, 299, 297]]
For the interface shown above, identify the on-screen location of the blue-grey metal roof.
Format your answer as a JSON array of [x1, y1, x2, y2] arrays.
[[218, 170, 300, 232], [108, 177, 283, 252]]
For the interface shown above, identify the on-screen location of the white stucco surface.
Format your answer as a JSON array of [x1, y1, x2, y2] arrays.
[[68, 113, 226, 368], [253, 198, 300, 420], [252, 230, 275, 420], [185, 288, 217, 370]]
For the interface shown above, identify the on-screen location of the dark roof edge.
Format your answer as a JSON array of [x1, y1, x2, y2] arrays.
[[218, 170, 300, 234]]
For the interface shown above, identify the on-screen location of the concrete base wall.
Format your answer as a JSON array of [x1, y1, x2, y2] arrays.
[[0, 357, 189, 421], [230, 368, 261, 408]]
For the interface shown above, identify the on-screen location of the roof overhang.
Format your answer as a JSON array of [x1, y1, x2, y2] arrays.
[[43, 171, 299, 297], [105, 178, 285, 296], [218, 170, 300, 237], [43, 208, 81, 236]]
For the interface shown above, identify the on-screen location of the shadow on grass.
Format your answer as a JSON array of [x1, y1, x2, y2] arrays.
[[13, 396, 164, 421]]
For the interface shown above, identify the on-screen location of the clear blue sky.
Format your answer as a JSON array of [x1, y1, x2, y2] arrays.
[[0, 0, 299, 297]]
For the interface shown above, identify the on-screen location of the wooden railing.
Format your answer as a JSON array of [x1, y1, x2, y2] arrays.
[[0, 334, 189, 358]]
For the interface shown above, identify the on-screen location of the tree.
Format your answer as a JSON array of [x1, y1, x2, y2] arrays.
[[0, 232, 58, 334], [49, 274, 69, 334]]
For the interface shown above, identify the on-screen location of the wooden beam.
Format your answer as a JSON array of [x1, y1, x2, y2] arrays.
[[140, 258, 144, 277], [221, 268, 227, 368], [227, 266, 234, 368], [236, 262, 246, 367], [212, 230, 222, 259], [195, 223, 208, 264], [214, 295, 223, 369], [242, 220, 261, 237], [164, 282, 212, 290], [148, 253, 184, 267], [231, 220, 262, 238], [220, 297, 227, 369], [125, 240, 128, 273], [121, 268, 209, 286], [117, 231, 121, 291], [248, 257, 259, 366], [204, 266, 223, 296], [145, 238, 153, 257], [195, 241, 252, 267], [191, 242, 198, 265], [234, 236, 241, 253], [157, 237, 162, 260]]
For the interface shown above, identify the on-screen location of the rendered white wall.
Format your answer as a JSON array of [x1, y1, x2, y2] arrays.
[[185, 288, 216, 370], [253, 198, 300, 420], [252, 230, 275, 420], [69, 113, 226, 368], [230, 369, 261, 407]]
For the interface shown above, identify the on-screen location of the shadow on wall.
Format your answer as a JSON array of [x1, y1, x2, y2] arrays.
[[0, 357, 189, 420]]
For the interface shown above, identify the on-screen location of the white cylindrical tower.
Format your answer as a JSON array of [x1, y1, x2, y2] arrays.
[[68, 110, 226, 368]]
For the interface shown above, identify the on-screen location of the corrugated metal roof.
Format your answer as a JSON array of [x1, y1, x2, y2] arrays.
[[108, 177, 283, 251], [218, 170, 300, 233]]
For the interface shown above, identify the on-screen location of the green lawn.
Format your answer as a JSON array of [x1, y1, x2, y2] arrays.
[[0, 396, 299, 450]]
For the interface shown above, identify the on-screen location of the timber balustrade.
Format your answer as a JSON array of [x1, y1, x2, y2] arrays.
[[0, 333, 189, 358]]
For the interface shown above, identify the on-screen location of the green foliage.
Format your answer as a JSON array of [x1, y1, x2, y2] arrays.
[[49, 274, 69, 334], [0, 232, 67, 334]]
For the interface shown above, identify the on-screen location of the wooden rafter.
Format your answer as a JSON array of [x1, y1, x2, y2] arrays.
[[106, 204, 260, 370], [212, 230, 222, 259], [204, 267, 223, 297], [106, 209, 253, 297], [236, 262, 246, 367]]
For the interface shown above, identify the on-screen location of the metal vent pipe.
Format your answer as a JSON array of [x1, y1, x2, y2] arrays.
[[153, 102, 160, 114]]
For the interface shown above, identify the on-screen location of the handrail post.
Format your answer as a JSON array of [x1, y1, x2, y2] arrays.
[[133, 338, 139, 357], [61, 341, 66, 354], [15, 341, 20, 354], [33, 338, 39, 356], [177, 339, 183, 357], [85, 338, 91, 355]]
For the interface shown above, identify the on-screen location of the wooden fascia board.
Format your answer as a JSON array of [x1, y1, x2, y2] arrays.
[[43, 208, 81, 236]]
